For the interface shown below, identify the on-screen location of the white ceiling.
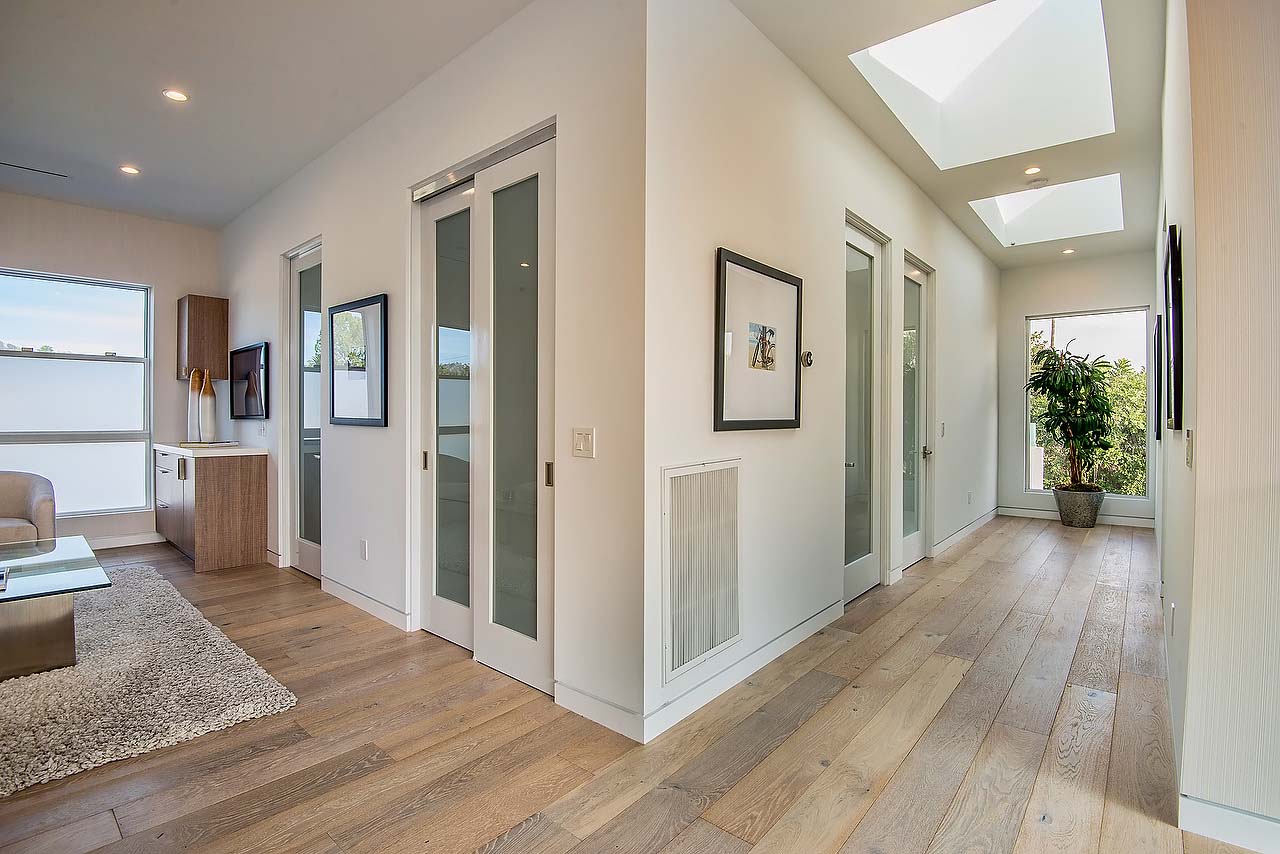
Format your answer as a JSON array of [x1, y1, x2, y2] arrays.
[[0, 0, 534, 227], [731, 0, 1165, 268]]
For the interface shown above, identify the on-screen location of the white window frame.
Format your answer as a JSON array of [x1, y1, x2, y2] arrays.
[[0, 268, 153, 517], [1023, 305, 1151, 498]]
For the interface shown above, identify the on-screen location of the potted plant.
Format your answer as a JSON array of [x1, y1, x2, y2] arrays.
[[1025, 340, 1115, 528]]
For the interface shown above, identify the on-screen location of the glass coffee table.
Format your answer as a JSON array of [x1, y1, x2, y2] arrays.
[[0, 536, 112, 680]]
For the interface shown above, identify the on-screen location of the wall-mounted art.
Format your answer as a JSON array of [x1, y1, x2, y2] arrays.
[[329, 294, 387, 426], [1163, 225, 1183, 430], [229, 342, 268, 420], [714, 248, 802, 431]]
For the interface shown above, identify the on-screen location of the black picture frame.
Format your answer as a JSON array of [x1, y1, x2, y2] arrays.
[[1163, 225, 1184, 430], [228, 341, 269, 420], [714, 247, 803, 431], [1153, 317, 1162, 441], [329, 293, 388, 427]]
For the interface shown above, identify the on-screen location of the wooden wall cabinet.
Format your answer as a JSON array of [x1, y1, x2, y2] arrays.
[[177, 294, 229, 380], [154, 446, 266, 572]]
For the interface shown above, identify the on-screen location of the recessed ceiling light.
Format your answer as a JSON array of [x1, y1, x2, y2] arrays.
[[119, 164, 141, 175], [1024, 166, 1041, 175], [162, 88, 189, 102], [1062, 248, 1076, 254]]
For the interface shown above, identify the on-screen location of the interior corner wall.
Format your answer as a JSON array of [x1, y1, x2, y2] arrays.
[[1175, 0, 1280, 834], [0, 190, 221, 543], [220, 0, 648, 717], [641, 0, 1000, 731], [997, 251, 1156, 523]]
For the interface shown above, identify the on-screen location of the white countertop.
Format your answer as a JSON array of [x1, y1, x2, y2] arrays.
[[154, 443, 269, 458]]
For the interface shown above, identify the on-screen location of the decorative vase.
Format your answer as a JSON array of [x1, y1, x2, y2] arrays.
[[199, 371, 217, 442], [1052, 487, 1105, 528], [187, 369, 204, 442]]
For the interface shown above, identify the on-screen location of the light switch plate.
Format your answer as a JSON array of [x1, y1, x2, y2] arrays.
[[572, 427, 596, 459]]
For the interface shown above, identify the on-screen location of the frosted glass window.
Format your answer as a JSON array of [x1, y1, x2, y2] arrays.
[[0, 442, 147, 513], [0, 273, 146, 357], [435, 209, 471, 607], [0, 357, 145, 432], [0, 270, 150, 517]]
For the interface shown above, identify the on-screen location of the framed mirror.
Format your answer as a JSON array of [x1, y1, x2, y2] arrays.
[[329, 294, 387, 426], [229, 342, 268, 420]]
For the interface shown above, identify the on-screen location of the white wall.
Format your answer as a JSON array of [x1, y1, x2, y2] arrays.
[[220, 0, 648, 715], [641, 0, 1000, 729], [1173, 0, 1280, 842], [0, 191, 221, 544], [997, 251, 1156, 523]]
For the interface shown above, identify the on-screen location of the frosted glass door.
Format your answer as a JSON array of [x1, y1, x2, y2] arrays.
[[472, 139, 555, 694], [291, 246, 322, 578], [844, 226, 882, 602], [901, 270, 927, 568]]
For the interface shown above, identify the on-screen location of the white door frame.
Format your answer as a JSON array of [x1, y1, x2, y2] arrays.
[[281, 240, 323, 577]]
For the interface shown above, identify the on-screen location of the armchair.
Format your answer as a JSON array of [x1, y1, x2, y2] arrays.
[[0, 471, 56, 544]]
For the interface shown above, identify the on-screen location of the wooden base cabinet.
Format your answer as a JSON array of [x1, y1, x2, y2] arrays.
[[155, 447, 267, 572]]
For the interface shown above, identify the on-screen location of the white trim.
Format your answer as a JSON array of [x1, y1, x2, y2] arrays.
[[932, 508, 998, 554], [997, 506, 1155, 528], [86, 531, 165, 550], [321, 576, 411, 631], [1180, 794, 1280, 854], [642, 601, 843, 743], [554, 682, 644, 742], [266, 548, 287, 568]]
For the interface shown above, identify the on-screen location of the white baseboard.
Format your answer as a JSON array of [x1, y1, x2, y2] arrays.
[[321, 577, 411, 631], [932, 509, 998, 554], [266, 548, 287, 568], [997, 506, 1155, 528], [87, 532, 166, 550], [555, 682, 644, 742], [640, 601, 844, 743], [1181, 794, 1280, 853]]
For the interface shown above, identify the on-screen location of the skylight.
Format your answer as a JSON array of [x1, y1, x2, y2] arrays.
[[969, 173, 1125, 247], [850, 0, 1116, 170]]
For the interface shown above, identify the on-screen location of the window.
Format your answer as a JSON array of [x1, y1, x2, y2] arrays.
[[1026, 308, 1148, 497], [0, 270, 151, 515]]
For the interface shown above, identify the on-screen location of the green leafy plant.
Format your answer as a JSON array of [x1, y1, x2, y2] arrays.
[[1025, 340, 1115, 491]]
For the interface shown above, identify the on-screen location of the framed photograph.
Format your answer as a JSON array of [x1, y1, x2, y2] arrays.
[[329, 293, 388, 426], [1153, 317, 1162, 441], [714, 248, 802, 431], [229, 341, 268, 420], [1163, 225, 1183, 430]]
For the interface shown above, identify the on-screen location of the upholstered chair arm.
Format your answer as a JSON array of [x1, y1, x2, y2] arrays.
[[26, 474, 56, 540]]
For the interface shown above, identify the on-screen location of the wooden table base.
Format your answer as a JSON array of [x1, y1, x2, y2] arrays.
[[0, 592, 76, 680]]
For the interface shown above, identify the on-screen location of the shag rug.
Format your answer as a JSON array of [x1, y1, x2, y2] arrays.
[[0, 565, 297, 797]]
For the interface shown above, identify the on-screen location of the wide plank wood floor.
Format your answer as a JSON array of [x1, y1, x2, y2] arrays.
[[0, 519, 1238, 853]]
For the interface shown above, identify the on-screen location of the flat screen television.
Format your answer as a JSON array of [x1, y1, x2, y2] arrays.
[[229, 342, 269, 420]]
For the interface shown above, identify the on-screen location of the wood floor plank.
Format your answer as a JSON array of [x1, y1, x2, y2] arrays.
[[1012, 685, 1117, 854], [997, 586, 1093, 736], [1183, 832, 1257, 854], [1122, 580, 1168, 679], [1099, 672, 1181, 854], [839, 610, 1045, 854], [818, 578, 958, 678], [704, 626, 947, 843], [1097, 525, 1133, 588], [657, 819, 751, 854], [749, 653, 972, 854], [0, 809, 121, 854], [1013, 552, 1075, 616], [937, 562, 1042, 660], [925, 723, 1047, 854], [473, 813, 580, 854], [573, 670, 846, 853], [832, 574, 927, 633], [1067, 583, 1127, 694]]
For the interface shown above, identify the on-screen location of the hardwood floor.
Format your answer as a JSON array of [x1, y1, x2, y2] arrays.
[[0, 519, 1235, 853]]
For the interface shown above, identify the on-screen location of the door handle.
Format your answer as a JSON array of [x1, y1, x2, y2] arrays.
[[177, 457, 187, 480], [545, 461, 554, 488], [922, 446, 933, 459], [844, 462, 855, 468]]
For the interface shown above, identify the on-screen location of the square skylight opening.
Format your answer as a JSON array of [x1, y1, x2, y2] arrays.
[[969, 173, 1124, 247], [849, 0, 1116, 170]]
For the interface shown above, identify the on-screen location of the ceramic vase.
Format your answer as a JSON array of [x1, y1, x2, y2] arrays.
[[187, 369, 204, 442], [199, 370, 217, 442]]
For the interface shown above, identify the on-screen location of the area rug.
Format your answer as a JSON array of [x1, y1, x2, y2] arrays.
[[0, 565, 297, 797]]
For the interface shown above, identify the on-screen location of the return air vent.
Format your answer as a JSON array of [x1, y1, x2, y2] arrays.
[[663, 459, 742, 682]]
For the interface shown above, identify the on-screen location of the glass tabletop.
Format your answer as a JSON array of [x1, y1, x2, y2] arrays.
[[0, 536, 112, 604]]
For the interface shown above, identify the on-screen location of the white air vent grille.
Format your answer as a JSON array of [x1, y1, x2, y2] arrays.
[[663, 460, 741, 681]]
